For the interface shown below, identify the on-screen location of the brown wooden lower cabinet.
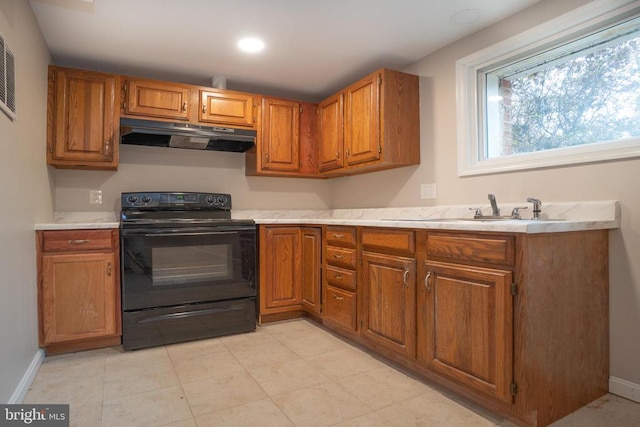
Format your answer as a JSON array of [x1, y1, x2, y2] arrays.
[[37, 228, 121, 355], [418, 259, 513, 404], [258, 225, 609, 427], [259, 226, 322, 322]]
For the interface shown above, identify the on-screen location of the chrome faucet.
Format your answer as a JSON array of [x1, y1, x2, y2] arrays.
[[527, 197, 542, 220], [488, 194, 500, 216]]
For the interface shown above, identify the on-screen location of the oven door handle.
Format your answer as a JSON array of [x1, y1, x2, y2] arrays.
[[142, 231, 241, 237], [137, 305, 244, 323]]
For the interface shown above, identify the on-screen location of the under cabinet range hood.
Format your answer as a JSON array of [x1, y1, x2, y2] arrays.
[[120, 118, 256, 153]]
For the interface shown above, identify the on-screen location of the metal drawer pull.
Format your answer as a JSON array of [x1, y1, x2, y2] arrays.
[[333, 294, 344, 301], [425, 272, 432, 292], [332, 254, 344, 259], [403, 268, 410, 286], [107, 262, 112, 277], [332, 233, 344, 238], [334, 274, 343, 280], [68, 239, 90, 244], [182, 102, 187, 112]]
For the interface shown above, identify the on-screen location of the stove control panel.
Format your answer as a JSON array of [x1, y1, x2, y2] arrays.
[[121, 192, 231, 210]]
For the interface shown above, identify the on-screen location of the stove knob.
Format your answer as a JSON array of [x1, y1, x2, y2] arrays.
[[141, 195, 151, 203], [127, 195, 138, 203], [206, 195, 215, 204], [217, 195, 227, 205]]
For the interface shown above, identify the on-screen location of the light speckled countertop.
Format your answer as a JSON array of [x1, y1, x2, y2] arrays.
[[34, 212, 120, 230], [34, 201, 620, 234]]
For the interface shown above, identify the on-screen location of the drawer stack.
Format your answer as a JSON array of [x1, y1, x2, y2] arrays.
[[323, 226, 357, 333]]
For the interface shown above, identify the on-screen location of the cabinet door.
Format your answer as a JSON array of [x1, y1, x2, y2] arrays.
[[49, 67, 118, 169], [361, 252, 416, 357], [301, 228, 322, 316], [260, 98, 301, 172], [344, 71, 381, 166], [318, 93, 344, 172], [262, 228, 302, 310], [124, 79, 189, 120], [41, 252, 118, 344], [418, 260, 513, 403], [199, 90, 255, 127]]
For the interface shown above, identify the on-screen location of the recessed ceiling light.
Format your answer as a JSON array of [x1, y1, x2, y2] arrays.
[[449, 9, 481, 25], [238, 37, 265, 53]]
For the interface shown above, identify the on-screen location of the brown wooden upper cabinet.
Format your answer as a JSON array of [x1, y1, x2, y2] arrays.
[[199, 90, 256, 128], [318, 93, 344, 172], [260, 97, 301, 172], [245, 97, 318, 177], [122, 78, 190, 120], [47, 66, 119, 170], [319, 68, 420, 176]]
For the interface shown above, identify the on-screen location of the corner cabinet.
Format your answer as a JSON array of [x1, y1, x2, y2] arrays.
[[246, 97, 318, 177], [36, 228, 121, 355], [47, 66, 119, 170], [258, 226, 322, 322]]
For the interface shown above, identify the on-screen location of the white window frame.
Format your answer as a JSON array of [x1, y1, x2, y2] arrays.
[[456, 0, 640, 176]]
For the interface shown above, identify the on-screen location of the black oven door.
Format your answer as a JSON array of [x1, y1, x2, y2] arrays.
[[121, 226, 256, 311]]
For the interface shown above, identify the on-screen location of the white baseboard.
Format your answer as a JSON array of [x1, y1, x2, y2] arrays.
[[609, 376, 640, 404], [8, 349, 45, 404]]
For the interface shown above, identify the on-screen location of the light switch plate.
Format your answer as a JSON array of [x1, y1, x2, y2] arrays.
[[421, 183, 436, 199], [89, 190, 103, 204]]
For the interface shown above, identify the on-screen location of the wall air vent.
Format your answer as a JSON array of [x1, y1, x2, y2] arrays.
[[0, 32, 16, 120]]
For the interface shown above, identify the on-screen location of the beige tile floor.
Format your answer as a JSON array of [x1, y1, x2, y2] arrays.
[[24, 319, 640, 426]]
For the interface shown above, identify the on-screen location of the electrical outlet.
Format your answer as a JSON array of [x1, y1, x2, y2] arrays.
[[89, 190, 103, 205], [421, 183, 436, 199]]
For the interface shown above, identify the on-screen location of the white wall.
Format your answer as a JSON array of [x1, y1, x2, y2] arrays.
[[0, 2, 53, 402], [331, 0, 640, 389]]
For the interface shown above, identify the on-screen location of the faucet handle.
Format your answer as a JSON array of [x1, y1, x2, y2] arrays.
[[511, 206, 528, 219], [469, 207, 482, 218]]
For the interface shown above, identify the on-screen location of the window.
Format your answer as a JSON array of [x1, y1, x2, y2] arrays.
[[456, 1, 640, 176]]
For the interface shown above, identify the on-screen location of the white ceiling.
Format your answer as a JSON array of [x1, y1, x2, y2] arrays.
[[30, 0, 541, 101]]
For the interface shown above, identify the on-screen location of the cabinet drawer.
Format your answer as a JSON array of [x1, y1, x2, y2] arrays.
[[325, 227, 356, 247], [326, 246, 357, 269], [325, 265, 356, 291], [324, 285, 357, 331], [361, 229, 415, 255], [426, 233, 515, 266], [42, 229, 115, 252]]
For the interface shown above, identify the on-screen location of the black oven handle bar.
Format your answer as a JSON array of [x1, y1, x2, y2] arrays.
[[121, 227, 256, 236], [137, 304, 246, 323]]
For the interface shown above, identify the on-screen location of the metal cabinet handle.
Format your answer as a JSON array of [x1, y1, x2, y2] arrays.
[[104, 141, 110, 155], [202, 105, 206, 114], [107, 262, 112, 277], [424, 272, 432, 292], [333, 294, 344, 301], [403, 268, 410, 286], [182, 102, 187, 113], [332, 233, 344, 238], [332, 253, 344, 259], [334, 274, 343, 280], [68, 239, 89, 244]]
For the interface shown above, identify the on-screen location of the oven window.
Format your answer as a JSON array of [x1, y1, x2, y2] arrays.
[[151, 244, 232, 285]]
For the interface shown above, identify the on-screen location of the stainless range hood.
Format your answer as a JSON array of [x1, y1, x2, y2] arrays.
[[120, 118, 256, 153]]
